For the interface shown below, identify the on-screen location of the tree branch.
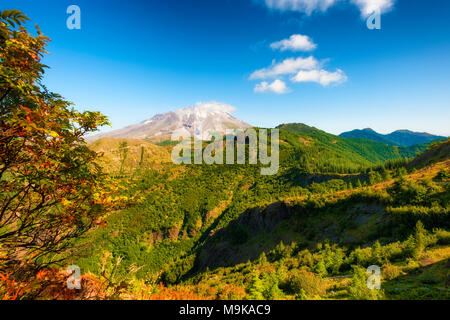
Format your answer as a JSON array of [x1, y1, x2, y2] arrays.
[[0, 88, 11, 103]]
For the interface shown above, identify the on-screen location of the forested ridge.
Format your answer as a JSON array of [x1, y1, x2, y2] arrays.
[[64, 133, 449, 300]]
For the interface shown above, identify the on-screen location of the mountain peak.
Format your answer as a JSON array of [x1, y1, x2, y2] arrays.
[[88, 102, 252, 142]]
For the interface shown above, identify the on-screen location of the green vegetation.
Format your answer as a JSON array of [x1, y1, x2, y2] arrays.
[[1, 9, 448, 300], [69, 129, 449, 300]]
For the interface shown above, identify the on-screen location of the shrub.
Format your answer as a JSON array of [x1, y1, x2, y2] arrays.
[[434, 229, 450, 245], [382, 263, 401, 280], [382, 241, 406, 261], [217, 284, 246, 300], [403, 258, 420, 273], [287, 270, 326, 298], [349, 247, 373, 267]]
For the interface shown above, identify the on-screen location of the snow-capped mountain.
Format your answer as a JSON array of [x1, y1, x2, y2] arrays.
[[87, 102, 252, 141]]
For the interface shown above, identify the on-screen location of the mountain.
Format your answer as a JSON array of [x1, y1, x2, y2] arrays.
[[339, 128, 445, 146], [87, 102, 252, 142], [339, 128, 397, 145], [277, 123, 427, 168], [385, 130, 446, 147]]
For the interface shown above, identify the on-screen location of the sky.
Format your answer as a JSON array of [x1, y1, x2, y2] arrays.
[[4, 0, 450, 136]]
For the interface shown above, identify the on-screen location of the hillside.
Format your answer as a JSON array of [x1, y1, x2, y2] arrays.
[[66, 139, 450, 300], [277, 123, 426, 171], [182, 158, 449, 300], [63, 129, 450, 300], [340, 128, 445, 147], [88, 137, 171, 173], [409, 139, 450, 168]]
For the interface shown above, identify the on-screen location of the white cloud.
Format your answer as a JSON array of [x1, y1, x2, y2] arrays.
[[264, 0, 339, 15], [254, 79, 290, 94], [192, 101, 236, 113], [250, 56, 319, 79], [249, 56, 347, 89], [270, 34, 317, 52], [261, 0, 395, 16], [350, 0, 394, 17], [290, 68, 347, 86]]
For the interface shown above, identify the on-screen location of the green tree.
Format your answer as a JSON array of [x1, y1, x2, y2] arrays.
[[371, 241, 383, 265], [314, 258, 328, 277], [413, 221, 427, 259], [396, 167, 407, 178], [258, 252, 268, 265], [118, 141, 129, 174], [261, 272, 283, 299], [348, 266, 384, 300], [380, 167, 392, 180], [246, 272, 264, 300]]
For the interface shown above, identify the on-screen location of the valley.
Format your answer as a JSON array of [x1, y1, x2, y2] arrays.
[[66, 125, 450, 300]]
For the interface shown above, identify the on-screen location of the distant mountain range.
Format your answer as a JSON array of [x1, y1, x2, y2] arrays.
[[88, 103, 445, 147], [87, 102, 251, 142], [339, 128, 446, 147]]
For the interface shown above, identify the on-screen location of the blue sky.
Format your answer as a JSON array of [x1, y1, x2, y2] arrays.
[[5, 0, 450, 135]]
